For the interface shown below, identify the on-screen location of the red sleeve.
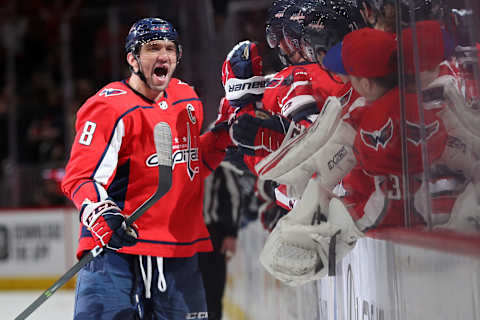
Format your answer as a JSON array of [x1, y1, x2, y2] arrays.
[[61, 99, 121, 209], [199, 130, 228, 179], [310, 65, 343, 111]]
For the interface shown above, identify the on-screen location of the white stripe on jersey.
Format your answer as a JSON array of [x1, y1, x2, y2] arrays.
[[280, 80, 311, 107], [93, 119, 125, 186]]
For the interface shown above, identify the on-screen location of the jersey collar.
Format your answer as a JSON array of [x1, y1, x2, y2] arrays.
[[121, 79, 169, 104]]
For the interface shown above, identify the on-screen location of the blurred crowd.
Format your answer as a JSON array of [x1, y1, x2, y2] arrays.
[[0, 0, 270, 207]]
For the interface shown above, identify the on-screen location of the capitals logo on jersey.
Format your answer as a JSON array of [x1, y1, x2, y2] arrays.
[[170, 122, 200, 181], [172, 145, 199, 178], [406, 120, 440, 146], [360, 118, 394, 150], [266, 76, 284, 89], [147, 137, 200, 181], [99, 88, 127, 97]]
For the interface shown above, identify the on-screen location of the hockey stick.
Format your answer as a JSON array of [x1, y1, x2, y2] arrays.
[[15, 122, 173, 320]]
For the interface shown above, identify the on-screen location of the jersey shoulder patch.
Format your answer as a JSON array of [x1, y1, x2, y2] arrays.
[[360, 118, 394, 151], [98, 88, 127, 97]]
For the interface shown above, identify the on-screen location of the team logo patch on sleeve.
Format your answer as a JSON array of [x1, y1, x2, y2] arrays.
[[406, 120, 439, 146], [266, 76, 284, 89], [360, 118, 394, 150], [99, 88, 127, 97]]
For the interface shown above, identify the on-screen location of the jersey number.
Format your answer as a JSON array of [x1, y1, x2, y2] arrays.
[[386, 174, 401, 200], [375, 174, 401, 200], [79, 121, 96, 146]]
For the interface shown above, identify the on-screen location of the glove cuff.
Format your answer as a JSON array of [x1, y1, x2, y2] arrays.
[[224, 75, 267, 103], [80, 199, 121, 228]]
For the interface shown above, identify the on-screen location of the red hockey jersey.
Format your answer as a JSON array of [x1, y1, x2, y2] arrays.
[[62, 79, 223, 259], [262, 62, 342, 118], [343, 87, 448, 230]]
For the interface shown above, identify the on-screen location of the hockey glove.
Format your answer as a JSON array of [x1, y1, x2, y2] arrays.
[[222, 40, 265, 107], [230, 113, 290, 158], [80, 199, 138, 251]]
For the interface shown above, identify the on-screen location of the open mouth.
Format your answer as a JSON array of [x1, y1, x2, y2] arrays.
[[154, 66, 168, 79]]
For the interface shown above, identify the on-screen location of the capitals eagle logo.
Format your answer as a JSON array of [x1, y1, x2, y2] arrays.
[[405, 120, 439, 146], [360, 118, 440, 150], [360, 118, 394, 150]]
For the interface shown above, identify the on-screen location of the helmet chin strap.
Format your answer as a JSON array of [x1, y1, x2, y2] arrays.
[[132, 53, 152, 89], [278, 48, 293, 66], [131, 49, 180, 91], [281, 49, 302, 65]]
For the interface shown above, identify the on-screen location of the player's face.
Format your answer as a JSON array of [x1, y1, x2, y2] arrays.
[[279, 39, 304, 63], [379, 3, 396, 33], [278, 39, 292, 57], [138, 39, 178, 92], [349, 75, 370, 99]]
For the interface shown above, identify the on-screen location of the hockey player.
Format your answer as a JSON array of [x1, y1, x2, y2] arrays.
[[346, 0, 396, 33], [265, 0, 297, 66], [331, 1, 464, 224], [214, 38, 292, 232], [401, 20, 480, 230], [298, 2, 376, 217], [260, 23, 480, 285], [229, 1, 373, 232], [258, 28, 446, 285], [231, 1, 352, 165], [61, 18, 232, 319]]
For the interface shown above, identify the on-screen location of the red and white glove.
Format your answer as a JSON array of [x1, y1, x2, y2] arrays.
[[211, 40, 266, 154], [222, 40, 265, 108], [80, 199, 138, 251]]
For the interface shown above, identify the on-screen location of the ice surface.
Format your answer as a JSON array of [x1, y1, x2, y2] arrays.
[[1, 290, 74, 320], [1, 290, 233, 320]]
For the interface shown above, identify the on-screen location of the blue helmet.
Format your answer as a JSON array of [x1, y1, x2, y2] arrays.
[[300, 1, 366, 63], [282, 0, 319, 53], [125, 18, 181, 56], [301, 8, 351, 63], [265, 0, 296, 49]]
